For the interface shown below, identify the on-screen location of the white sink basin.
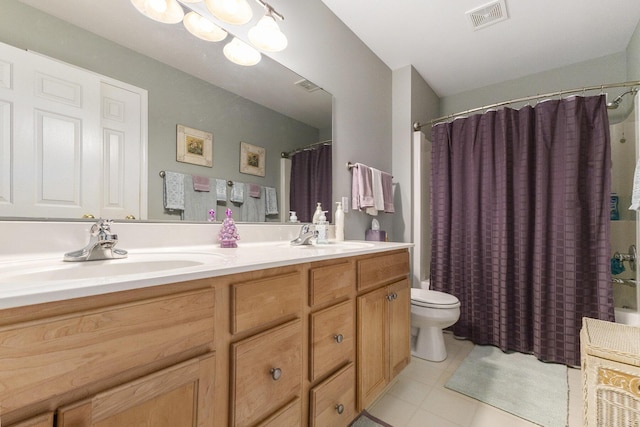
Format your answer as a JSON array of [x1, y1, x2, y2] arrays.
[[1, 252, 224, 283]]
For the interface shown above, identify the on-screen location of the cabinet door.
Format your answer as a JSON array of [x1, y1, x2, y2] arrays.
[[388, 279, 411, 379], [230, 319, 302, 427], [57, 353, 215, 427], [6, 413, 54, 427], [357, 286, 388, 410]]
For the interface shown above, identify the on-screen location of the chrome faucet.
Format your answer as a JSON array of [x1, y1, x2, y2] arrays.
[[290, 224, 317, 246], [64, 219, 128, 261]]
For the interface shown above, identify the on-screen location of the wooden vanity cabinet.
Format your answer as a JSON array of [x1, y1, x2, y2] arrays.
[[307, 259, 357, 427], [356, 250, 411, 410], [5, 413, 54, 427], [57, 353, 215, 427]]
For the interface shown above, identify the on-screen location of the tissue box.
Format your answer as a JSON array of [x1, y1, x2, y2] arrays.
[[365, 229, 386, 242]]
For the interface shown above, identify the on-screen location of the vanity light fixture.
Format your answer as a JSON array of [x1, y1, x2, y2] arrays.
[[183, 11, 228, 42], [205, 0, 253, 25], [223, 37, 261, 66], [130, 0, 185, 24], [248, 2, 287, 52]]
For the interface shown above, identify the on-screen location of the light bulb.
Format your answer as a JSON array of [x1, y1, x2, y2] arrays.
[[205, 0, 253, 25], [147, 0, 167, 13], [248, 13, 287, 52], [223, 37, 261, 66], [183, 11, 228, 42], [130, 0, 184, 23]]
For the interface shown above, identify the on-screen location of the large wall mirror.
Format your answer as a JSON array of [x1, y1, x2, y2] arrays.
[[0, 0, 332, 223]]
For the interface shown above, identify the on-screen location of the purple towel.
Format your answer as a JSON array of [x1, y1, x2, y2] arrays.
[[382, 172, 394, 213], [351, 163, 374, 211], [248, 183, 261, 198], [192, 175, 210, 192]]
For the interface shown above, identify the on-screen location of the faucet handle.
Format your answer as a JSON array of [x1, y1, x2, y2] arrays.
[[91, 219, 113, 236]]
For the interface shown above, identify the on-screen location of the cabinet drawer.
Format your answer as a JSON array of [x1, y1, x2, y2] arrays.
[[357, 251, 409, 292], [309, 261, 355, 307], [0, 289, 215, 415], [309, 363, 356, 427], [231, 319, 303, 427], [7, 413, 54, 427], [256, 398, 301, 427], [231, 272, 302, 334], [310, 300, 354, 381]]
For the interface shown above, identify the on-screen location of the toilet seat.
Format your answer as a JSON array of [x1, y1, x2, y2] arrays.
[[411, 288, 460, 309]]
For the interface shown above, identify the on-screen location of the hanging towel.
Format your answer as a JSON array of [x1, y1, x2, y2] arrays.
[[163, 171, 185, 210], [241, 184, 266, 222], [381, 171, 395, 213], [183, 175, 217, 221], [366, 168, 385, 216], [630, 158, 640, 210], [215, 179, 227, 201], [192, 175, 210, 192], [231, 181, 244, 203], [265, 186, 278, 215], [351, 163, 374, 211], [248, 183, 261, 198]]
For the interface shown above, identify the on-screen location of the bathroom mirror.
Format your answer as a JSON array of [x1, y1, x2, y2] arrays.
[[0, 0, 332, 223]]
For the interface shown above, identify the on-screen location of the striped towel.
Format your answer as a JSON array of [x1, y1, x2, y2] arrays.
[[265, 187, 278, 215]]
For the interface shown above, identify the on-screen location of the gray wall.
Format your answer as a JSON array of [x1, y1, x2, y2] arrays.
[[441, 52, 628, 117], [628, 19, 640, 81], [0, 0, 319, 221]]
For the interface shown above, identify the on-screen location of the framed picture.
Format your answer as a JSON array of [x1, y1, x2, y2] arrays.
[[239, 142, 265, 177], [176, 125, 213, 167]]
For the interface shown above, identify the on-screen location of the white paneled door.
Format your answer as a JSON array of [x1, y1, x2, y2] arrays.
[[0, 41, 147, 219]]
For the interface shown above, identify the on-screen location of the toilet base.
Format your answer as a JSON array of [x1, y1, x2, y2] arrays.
[[412, 325, 447, 362]]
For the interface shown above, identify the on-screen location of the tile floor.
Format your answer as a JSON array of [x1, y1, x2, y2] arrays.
[[366, 333, 582, 427]]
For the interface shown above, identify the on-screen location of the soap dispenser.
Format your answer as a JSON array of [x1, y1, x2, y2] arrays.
[[334, 202, 344, 241], [289, 211, 298, 223], [316, 211, 329, 244], [312, 203, 323, 224]]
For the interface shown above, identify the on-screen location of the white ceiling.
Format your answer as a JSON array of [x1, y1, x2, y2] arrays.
[[320, 0, 640, 97]]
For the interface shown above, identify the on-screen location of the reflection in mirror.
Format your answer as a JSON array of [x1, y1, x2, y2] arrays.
[[0, 0, 332, 223]]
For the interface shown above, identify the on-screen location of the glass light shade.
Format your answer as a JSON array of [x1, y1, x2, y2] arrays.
[[130, 0, 184, 24], [183, 11, 227, 42], [223, 37, 261, 66], [205, 0, 253, 25], [248, 13, 288, 52]]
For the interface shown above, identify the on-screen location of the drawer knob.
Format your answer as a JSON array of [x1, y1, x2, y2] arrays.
[[270, 367, 282, 381], [334, 334, 344, 344], [335, 404, 345, 415], [393, 292, 398, 300], [386, 294, 393, 301]]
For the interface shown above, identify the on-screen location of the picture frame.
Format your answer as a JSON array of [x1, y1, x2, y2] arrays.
[[176, 125, 213, 167], [239, 141, 266, 177]]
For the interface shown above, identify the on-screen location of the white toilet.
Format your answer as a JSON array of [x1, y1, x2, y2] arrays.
[[411, 283, 460, 362]]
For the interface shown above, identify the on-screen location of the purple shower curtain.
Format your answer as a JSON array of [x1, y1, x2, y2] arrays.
[[290, 144, 332, 223], [430, 95, 614, 366]]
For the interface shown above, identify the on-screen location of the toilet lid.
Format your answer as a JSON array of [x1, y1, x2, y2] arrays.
[[411, 288, 460, 308]]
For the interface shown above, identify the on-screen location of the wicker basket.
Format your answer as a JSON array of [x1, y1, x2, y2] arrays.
[[581, 317, 640, 427]]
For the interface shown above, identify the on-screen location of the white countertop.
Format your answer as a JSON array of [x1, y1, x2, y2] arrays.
[[0, 221, 411, 309]]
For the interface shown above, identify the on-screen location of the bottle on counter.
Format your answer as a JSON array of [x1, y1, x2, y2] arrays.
[[334, 201, 344, 241], [312, 203, 323, 224], [316, 211, 329, 244]]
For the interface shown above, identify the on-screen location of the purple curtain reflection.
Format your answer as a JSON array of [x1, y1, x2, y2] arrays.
[[290, 144, 332, 223], [430, 95, 614, 366]]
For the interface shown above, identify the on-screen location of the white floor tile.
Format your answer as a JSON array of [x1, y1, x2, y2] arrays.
[[386, 376, 434, 406], [407, 408, 463, 427], [469, 404, 538, 427], [419, 388, 478, 426], [368, 393, 419, 427]]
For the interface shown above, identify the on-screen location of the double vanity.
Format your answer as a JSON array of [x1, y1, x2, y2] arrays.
[[0, 221, 412, 427]]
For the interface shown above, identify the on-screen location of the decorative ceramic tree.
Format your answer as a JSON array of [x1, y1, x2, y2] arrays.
[[218, 208, 239, 248]]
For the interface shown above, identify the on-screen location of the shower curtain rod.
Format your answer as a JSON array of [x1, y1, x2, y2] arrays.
[[413, 80, 640, 130], [281, 139, 332, 158]]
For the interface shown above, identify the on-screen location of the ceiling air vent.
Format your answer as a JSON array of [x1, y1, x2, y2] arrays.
[[295, 78, 321, 93], [466, 0, 508, 31]]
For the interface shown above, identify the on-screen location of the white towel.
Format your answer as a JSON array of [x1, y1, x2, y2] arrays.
[[630, 159, 640, 210], [265, 187, 278, 215], [365, 168, 384, 215], [216, 179, 227, 201], [241, 184, 266, 222], [163, 171, 184, 210], [231, 181, 244, 203]]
